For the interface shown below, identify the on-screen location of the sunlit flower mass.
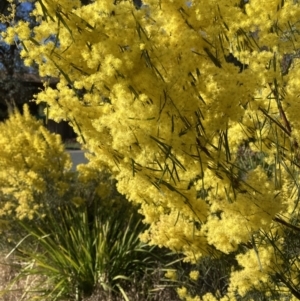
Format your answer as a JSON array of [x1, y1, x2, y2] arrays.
[[2, 0, 300, 299]]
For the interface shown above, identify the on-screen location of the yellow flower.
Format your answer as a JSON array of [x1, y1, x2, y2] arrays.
[[177, 287, 188, 299], [189, 270, 199, 281], [165, 269, 177, 280]]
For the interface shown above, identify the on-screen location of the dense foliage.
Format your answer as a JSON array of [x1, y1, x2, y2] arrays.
[[2, 0, 300, 299], [0, 105, 72, 220]]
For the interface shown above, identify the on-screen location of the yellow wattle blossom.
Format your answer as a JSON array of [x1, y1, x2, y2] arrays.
[[202, 293, 218, 301], [177, 287, 188, 299], [189, 270, 199, 281], [0, 105, 72, 221], [229, 244, 281, 297], [165, 269, 177, 280]]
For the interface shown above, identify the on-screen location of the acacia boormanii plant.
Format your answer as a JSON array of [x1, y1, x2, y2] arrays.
[[2, 0, 300, 299]]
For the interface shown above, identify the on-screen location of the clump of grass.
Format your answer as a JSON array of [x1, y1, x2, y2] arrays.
[[4, 204, 149, 300], [0, 169, 184, 301], [0, 184, 182, 301]]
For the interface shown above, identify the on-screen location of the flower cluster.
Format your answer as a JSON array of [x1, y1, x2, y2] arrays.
[[0, 105, 72, 220]]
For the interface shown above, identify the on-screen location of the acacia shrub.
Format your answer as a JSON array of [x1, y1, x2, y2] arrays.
[[2, 0, 300, 299]]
